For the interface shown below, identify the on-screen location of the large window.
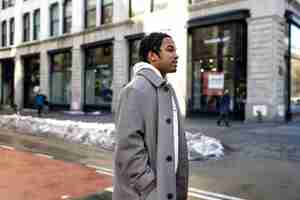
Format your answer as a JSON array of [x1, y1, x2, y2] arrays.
[[50, 51, 72, 105], [9, 18, 14, 45], [85, 44, 113, 109], [85, 0, 96, 28], [1, 21, 7, 47], [188, 22, 247, 119], [151, 0, 168, 12], [63, 0, 72, 33], [101, 0, 113, 24], [23, 13, 30, 42], [290, 24, 300, 115], [129, 0, 145, 17], [33, 9, 40, 40], [50, 3, 59, 36]]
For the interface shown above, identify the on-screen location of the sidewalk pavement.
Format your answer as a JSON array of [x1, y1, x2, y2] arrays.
[[2, 109, 300, 162]]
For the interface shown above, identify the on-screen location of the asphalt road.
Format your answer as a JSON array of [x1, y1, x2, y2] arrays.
[[1, 126, 300, 200]]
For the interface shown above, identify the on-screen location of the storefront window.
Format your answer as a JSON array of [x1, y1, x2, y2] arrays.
[[85, 44, 113, 108], [50, 51, 72, 105], [188, 22, 247, 117], [290, 24, 300, 114]]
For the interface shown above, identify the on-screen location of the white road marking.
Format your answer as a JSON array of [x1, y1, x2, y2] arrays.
[[86, 165, 113, 172], [189, 188, 246, 200], [34, 153, 54, 159], [0, 145, 15, 150], [188, 191, 221, 200], [95, 170, 113, 176]]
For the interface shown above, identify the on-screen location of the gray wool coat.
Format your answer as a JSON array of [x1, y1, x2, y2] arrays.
[[113, 68, 189, 200]]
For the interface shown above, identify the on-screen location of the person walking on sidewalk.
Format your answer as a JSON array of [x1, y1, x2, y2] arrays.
[[113, 32, 189, 200], [217, 89, 231, 127], [34, 87, 47, 117]]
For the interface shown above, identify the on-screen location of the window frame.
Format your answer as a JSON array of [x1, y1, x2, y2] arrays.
[[33, 9, 40, 40], [85, 0, 96, 28], [23, 12, 30, 42], [150, 0, 168, 12], [63, 0, 72, 34], [1, 20, 7, 47], [50, 3, 59, 37], [101, 0, 113, 25], [9, 18, 14, 45], [129, 0, 145, 17]]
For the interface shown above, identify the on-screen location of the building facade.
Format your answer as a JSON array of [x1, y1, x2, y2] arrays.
[[0, 0, 300, 122]]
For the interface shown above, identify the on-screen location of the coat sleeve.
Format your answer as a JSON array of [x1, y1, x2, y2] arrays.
[[114, 87, 155, 196]]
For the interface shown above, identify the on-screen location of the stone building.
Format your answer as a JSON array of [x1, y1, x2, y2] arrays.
[[0, 0, 300, 122]]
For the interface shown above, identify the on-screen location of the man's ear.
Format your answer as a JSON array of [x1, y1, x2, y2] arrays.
[[147, 50, 160, 63]]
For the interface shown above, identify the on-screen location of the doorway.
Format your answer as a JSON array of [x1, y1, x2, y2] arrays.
[[23, 55, 40, 108]]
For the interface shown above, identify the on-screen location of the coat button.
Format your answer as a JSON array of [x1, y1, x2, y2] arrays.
[[167, 193, 173, 199], [166, 155, 172, 162], [166, 118, 171, 124], [164, 86, 169, 92]]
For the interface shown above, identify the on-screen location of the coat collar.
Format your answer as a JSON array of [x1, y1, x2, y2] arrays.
[[136, 68, 167, 88]]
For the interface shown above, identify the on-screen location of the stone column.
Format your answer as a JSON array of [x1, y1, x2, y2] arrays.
[[70, 46, 84, 111], [112, 37, 129, 113], [40, 0, 50, 40], [97, 0, 102, 26], [40, 50, 50, 99], [246, 15, 287, 121], [14, 55, 24, 109]]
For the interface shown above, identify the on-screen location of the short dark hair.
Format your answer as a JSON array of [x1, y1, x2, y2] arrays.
[[139, 32, 171, 63]]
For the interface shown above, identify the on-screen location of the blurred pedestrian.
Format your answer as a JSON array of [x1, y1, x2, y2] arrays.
[[34, 88, 47, 117], [217, 89, 231, 127], [113, 32, 189, 200]]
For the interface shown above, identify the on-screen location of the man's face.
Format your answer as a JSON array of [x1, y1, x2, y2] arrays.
[[150, 37, 178, 76]]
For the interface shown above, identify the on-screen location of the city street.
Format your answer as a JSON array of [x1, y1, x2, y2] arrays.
[[1, 117, 300, 200]]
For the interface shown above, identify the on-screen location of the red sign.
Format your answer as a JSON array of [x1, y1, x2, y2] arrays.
[[202, 72, 224, 96]]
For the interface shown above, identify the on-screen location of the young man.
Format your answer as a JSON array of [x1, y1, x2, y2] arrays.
[[113, 32, 189, 200]]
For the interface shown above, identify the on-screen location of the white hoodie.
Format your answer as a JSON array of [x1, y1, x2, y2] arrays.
[[133, 61, 163, 79]]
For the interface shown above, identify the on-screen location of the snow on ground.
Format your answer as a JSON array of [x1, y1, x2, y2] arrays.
[[0, 114, 224, 160]]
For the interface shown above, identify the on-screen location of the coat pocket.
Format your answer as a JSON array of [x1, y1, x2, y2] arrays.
[[131, 167, 155, 197]]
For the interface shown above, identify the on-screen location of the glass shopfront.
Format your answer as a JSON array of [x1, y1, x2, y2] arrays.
[[23, 55, 40, 108], [49, 51, 72, 107], [290, 24, 300, 117], [188, 22, 247, 119], [84, 44, 113, 110]]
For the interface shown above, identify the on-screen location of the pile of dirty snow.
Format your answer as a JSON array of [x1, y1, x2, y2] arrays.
[[0, 114, 224, 160]]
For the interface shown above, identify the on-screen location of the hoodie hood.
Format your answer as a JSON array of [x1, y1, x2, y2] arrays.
[[133, 62, 163, 79]]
